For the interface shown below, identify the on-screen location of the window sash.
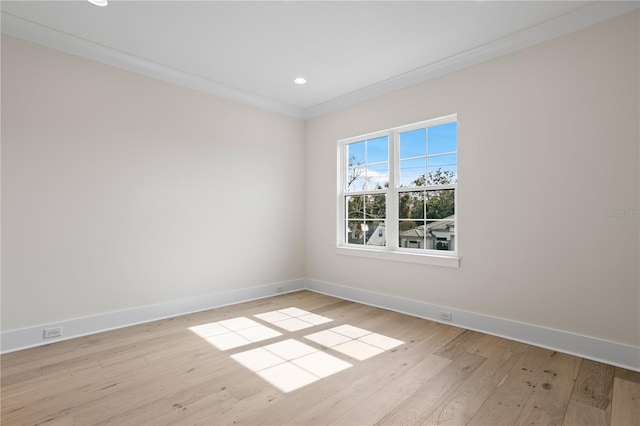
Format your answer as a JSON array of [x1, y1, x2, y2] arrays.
[[338, 115, 457, 257]]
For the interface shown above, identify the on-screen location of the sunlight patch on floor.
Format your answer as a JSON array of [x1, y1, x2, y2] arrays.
[[254, 307, 332, 331], [305, 326, 404, 360], [189, 307, 405, 393], [231, 339, 352, 392], [188, 317, 282, 350]]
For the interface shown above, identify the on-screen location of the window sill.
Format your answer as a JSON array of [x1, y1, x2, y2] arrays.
[[335, 246, 460, 268]]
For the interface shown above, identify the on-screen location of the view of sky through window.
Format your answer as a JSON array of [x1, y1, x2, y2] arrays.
[[347, 136, 389, 191], [399, 122, 457, 187]]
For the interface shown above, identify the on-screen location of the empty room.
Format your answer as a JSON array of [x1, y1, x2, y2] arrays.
[[1, 1, 639, 425]]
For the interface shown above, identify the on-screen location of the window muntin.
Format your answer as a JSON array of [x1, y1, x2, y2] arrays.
[[339, 115, 457, 258]]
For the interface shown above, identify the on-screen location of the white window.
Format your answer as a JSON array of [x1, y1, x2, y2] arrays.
[[337, 114, 459, 267]]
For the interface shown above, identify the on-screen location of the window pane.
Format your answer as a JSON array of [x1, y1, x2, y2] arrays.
[[346, 221, 365, 245], [367, 136, 388, 163], [365, 163, 389, 190], [347, 176, 367, 191], [346, 138, 389, 191], [425, 190, 455, 219], [399, 158, 426, 187], [365, 194, 386, 219], [427, 122, 457, 155], [399, 220, 425, 249], [427, 154, 457, 184], [346, 195, 364, 218], [365, 221, 386, 246], [399, 220, 421, 233], [347, 157, 366, 191], [398, 191, 424, 219], [398, 219, 455, 250], [399, 128, 426, 159], [347, 142, 365, 165], [424, 220, 455, 251]]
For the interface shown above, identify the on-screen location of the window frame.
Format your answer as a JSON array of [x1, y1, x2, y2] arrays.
[[336, 114, 460, 268]]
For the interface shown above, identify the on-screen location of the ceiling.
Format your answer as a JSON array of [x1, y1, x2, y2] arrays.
[[1, 1, 638, 118]]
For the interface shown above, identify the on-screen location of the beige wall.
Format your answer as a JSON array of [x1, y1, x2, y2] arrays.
[[305, 11, 640, 346], [1, 36, 305, 330]]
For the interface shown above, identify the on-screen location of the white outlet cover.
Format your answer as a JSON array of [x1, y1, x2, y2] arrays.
[[43, 327, 62, 338]]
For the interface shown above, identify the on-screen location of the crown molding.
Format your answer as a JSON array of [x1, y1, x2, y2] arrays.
[[302, 1, 640, 119], [0, 11, 305, 119], [2, 2, 638, 120]]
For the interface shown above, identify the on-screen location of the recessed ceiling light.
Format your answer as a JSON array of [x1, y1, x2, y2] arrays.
[[88, 0, 108, 6], [294, 77, 307, 85]]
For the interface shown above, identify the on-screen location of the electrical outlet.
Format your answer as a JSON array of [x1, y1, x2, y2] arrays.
[[276, 286, 284, 293], [440, 311, 453, 322], [43, 327, 63, 339]]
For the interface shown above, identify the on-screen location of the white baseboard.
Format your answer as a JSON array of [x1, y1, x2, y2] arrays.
[[303, 278, 640, 372], [3, 277, 638, 372], [0, 279, 305, 354]]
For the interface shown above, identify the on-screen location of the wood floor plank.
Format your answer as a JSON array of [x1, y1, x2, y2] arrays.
[[514, 351, 582, 425], [93, 397, 177, 426], [71, 359, 243, 425], [466, 333, 514, 358], [329, 354, 452, 426], [40, 414, 75, 426], [573, 358, 615, 410], [610, 377, 640, 426], [161, 390, 243, 426], [3, 361, 177, 425], [1, 361, 102, 405], [311, 299, 355, 315], [0, 365, 43, 387], [615, 367, 640, 384], [2, 364, 115, 424], [562, 400, 610, 426], [376, 352, 487, 425], [467, 345, 554, 426], [4, 335, 233, 425], [433, 329, 484, 360], [423, 339, 527, 425]]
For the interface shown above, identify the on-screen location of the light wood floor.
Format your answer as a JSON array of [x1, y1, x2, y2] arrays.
[[2, 290, 639, 425]]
